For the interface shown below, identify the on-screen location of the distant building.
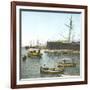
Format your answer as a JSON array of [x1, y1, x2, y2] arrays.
[[47, 41, 80, 50]]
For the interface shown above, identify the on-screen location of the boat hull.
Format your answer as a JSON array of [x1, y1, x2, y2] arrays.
[[40, 67, 64, 74], [58, 63, 76, 67]]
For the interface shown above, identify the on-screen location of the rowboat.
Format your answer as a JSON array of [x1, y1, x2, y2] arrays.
[[58, 58, 76, 67], [27, 49, 42, 58], [58, 63, 76, 67], [40, 65, 64, 74]]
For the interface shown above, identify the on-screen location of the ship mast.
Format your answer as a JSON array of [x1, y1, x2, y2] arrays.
[[65, 16, 73, 43]]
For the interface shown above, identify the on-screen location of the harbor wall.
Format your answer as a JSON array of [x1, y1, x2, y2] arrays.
[[47, 42, 80, 50]]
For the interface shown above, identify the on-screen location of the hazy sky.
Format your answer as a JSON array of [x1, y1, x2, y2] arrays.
[[21, 10, 81, 46]]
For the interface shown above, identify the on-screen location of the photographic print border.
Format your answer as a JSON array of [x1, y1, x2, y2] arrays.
[[11, 1, 88, 89]]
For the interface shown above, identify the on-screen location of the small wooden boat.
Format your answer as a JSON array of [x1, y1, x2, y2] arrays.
[[22, 55, 27, 60], [40, 65, 64, 74], [58, 58, 76, 67], [58, 63, 76, 67], [27, 49, 42, 58]]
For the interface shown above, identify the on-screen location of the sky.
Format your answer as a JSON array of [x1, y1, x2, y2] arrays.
[[21, 9, 81, 46]]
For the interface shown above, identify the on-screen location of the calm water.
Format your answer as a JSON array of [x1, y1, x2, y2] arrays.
[[20, 48, 80, 79]]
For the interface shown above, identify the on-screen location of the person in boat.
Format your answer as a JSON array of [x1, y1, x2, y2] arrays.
[[40, 64, 49, 70], [38, 49, 40, 54]]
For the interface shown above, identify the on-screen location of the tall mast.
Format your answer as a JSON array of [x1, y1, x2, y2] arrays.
[[65, 16, 73, 43]]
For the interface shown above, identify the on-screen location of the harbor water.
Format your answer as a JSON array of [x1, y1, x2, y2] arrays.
[[20, 48, 80, 79]]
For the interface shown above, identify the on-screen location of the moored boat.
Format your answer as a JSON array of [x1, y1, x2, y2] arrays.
[[58, 63, 76, 67], [40, 64, 64, 74], [27, 49, 42, 58], [58, 58, 76, 67], [22, 55, 27, 60]]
